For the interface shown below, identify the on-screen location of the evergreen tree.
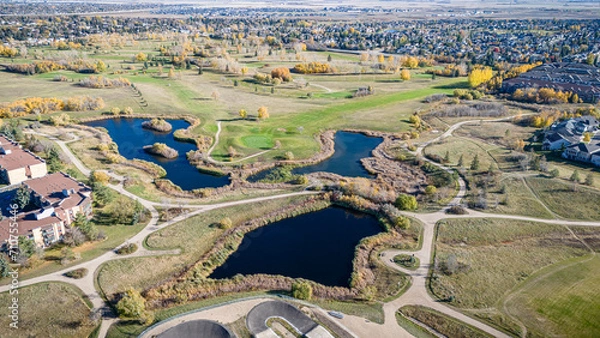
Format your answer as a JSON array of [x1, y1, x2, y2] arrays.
[[470, 154, 480, 171], [12, 185, 31, 209], [585, 173, 594, 186], [570, 170, 580, 183], [457, 154, 464, 167]]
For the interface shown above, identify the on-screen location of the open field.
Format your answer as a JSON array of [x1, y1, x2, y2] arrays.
[[431, 218, 600, 336], [505, 255, 600, 338], [0, 283, 96, 338]]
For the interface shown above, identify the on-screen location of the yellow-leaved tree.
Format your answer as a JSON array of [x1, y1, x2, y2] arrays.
[[468, 66, 493, 88]]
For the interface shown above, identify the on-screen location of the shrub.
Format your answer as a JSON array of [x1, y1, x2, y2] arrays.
[[292, 280, 312, 300], [116, 243, 138, 255], [219, 217, 233, 229], [64, 268, 88, 279], [396, 194, 418, 211], [446, 205, 467, 215]]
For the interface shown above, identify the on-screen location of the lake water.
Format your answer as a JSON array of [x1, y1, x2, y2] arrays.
[[85, 118, 229, 190], [209, 206, 382, 286], [249, 131, 382, 182]]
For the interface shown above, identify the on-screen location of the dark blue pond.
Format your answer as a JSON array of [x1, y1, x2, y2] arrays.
[[85, 118, 229, 190], [249, 131, 382, 182], [209, 206, 382, 287]]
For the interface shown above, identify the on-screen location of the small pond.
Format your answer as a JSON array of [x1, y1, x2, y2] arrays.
[[209, 206, 383, 287], [85, 118, 229, 190], [249, 131, 382, 182]]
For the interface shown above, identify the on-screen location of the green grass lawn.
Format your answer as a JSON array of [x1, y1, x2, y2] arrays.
[[0, 283, 96, 338], [505, 255, 600, 338], [431, 218, 600, 336]]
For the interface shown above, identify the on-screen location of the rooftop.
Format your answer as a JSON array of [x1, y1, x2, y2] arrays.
[[0, 136, 45, 171]]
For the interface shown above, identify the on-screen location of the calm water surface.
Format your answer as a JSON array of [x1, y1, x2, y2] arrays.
[[209, 206, 382, 286], [86, 118, 229, 190]]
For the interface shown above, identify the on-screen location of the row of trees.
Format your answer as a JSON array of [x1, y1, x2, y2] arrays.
[[0, 96, 105, 118]]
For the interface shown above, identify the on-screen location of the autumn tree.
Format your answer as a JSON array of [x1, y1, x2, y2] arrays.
[[257, 106, 269, 120], [167, 67, 175, 79], [400, 69, 411, 81], [211, 90, 220, 101], [135, 52, 147, 62], [270, 67, 292, 82], [239, 109, 247, 119], [468, 66, 493, 88], [116, 288, 150, 324]]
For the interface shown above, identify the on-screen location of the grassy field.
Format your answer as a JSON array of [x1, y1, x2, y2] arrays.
[[0, 283, 96, 338], [431, 218, 600, 336], [525, 176, 600, 220], [505, 255, 600, 338]]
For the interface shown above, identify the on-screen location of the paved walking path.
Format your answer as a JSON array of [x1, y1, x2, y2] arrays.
[[10, 116, 600, 338]]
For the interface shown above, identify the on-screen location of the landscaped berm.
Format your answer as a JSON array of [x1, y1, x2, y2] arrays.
[[0, 3, 600, 338]]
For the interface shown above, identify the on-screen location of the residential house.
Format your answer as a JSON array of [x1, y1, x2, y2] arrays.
[[0, 136, 47, 185], [0, 172, 93, 249]]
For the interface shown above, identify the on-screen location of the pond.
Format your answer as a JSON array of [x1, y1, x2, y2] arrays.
[[249, 131, 382, 182], [85, 118, 229, 190], [209, 206, 383, 287]]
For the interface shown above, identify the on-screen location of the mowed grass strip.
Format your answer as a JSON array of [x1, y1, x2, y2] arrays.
[[505, 255, 600, 338], [0, 283, 96, 338]]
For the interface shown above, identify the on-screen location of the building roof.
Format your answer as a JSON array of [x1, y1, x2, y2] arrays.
[[24, 172, 91, 207], [0, 136, 45, 171], [567, 142, 600, 155]]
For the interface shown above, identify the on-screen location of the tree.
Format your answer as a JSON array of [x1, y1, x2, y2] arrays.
[[18, 236, 36, 258], [292, 281, 312, 300], [0, 255, 10, 278], [468, 66, 493, 88], [570, 170, 580, 183], [218, 217, 233, 229], [211, 90, 220, 101], [425, 185, 437, 195], [284, 151, 294, 160], [457, 154, 464, 167], [400, 69, 411, 81], [270, 67, 292, 81], [92, 182, 114, 207], [583, 132, 592, 143], [239, 109, 247, 119], [396, 194, 418, 211], [549, 168, 560, 178], [587, 53, 596, 66], [409, 114, 421, 128], [90, 170, 110, 185], [585, 173, 594, 186], [13, 185, 31, 209], [135, 52, 147, 62], [167, 67, 175, 79], [327, 54, 332, 62], [122, 107, 134, 115], [257, 106, 269, 120], [444, 151, 450, 163], [74, 213, 98, 241], [116, 288, 147, 321], [470, 154, 480, 171], [95, 60, 107, 73]]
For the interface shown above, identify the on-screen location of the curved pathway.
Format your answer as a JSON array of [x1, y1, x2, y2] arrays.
[[10, 115, 600, 338]]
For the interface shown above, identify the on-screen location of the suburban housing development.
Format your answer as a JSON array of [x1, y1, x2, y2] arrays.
[[542, 115, 600, 166]]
